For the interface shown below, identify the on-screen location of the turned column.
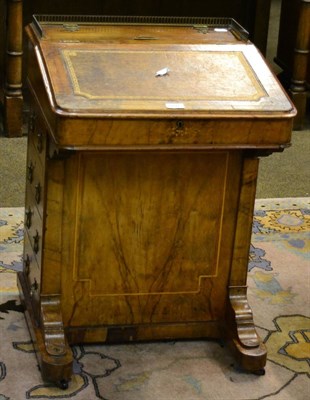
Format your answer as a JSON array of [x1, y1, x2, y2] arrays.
[[4, 0, 23, 137], [289, 0, 310, 130]]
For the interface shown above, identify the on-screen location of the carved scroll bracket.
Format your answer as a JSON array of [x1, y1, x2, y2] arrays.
[[40, 296, 67, 357], [227, 286, 267, 373]]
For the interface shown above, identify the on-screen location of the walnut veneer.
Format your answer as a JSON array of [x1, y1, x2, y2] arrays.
[[18, 16, 295, 388]]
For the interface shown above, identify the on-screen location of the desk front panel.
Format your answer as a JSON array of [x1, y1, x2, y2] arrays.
[[59, 150, 242, 341]]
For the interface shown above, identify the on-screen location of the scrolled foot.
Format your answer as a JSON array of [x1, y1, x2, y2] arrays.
[[227, 286, 267, 372]]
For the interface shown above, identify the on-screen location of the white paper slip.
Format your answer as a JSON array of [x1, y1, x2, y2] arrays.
[[156, 67, 170, 77], [214, 28, 228, 32], [165, 102, 185, 109]]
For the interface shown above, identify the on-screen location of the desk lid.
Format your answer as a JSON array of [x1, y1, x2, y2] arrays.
[[28, 15, 295, 119]]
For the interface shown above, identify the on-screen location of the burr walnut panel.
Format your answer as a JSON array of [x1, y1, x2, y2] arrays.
[[60, 151, 242, 327], [76, 152, 226, 293]]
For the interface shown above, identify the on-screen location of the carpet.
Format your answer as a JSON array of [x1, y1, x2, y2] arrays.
[[0, 198, 309, 400]]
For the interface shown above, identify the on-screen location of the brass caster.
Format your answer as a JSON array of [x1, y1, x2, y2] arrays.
[[57, 379, 69, 390], [252, 368, 265, 376]]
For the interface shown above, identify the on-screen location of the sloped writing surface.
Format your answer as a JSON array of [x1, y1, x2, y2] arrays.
[[39, 42, 292, 115], [63, 49, 266, 101]]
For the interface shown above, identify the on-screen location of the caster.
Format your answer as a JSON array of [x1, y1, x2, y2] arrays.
[[252, 368, 265, 376], [57, 379, 69, 390]]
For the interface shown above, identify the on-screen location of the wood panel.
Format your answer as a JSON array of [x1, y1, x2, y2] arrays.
[[60, 152, 241, 329]]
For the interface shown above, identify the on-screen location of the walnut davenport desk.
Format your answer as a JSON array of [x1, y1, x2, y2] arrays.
[[18, 16, 296, 388]]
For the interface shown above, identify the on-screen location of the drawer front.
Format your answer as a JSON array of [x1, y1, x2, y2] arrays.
[[26, 138, 45, 219], [28, 109, 47, 168], [58, 117, 293, 149]]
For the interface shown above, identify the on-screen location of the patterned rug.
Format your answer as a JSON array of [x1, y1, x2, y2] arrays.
[[0, 198, 309, 400]]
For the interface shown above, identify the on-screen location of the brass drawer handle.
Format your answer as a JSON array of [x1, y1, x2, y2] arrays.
[[29, 112, 36, 134], [33, 230, 40, 254], [35, 182, 41, 204], [30, 278, 39, 296], [27, 162, 34, 183], [24, 254, 30, 275], [37, 132, 43, 153], [25, 207, 32, 229]]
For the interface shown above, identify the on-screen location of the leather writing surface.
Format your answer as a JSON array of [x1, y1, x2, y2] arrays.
[[39, 41, 293, 115], [63, 49, 266, 101]]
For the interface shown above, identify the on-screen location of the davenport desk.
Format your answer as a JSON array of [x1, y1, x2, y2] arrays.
[[18, 15, 296, 388]]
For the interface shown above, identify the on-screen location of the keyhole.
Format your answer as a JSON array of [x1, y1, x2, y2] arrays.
[[176, 120, 184, 130]]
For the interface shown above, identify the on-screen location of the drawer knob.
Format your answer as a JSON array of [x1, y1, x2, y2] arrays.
[[25, 207, 32, 229], [27, 162, 34, 183], [35, 183, 41, 204], [33, 230, 40, 254]]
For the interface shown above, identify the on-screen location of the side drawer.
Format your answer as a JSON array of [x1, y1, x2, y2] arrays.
[[28, 108, 47, 168], [25, 139, 45, 219]]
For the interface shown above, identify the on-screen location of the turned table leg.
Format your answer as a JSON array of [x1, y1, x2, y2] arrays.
[[289, 0, 310, 130], [3, 0, 23, 137]]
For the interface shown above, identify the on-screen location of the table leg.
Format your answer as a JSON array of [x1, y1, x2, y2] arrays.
[[289, 0, 310, 130], [4, 0, 23, 137]]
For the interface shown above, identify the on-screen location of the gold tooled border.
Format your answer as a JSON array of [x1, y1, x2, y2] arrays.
[[62, 49, 267, 102]]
